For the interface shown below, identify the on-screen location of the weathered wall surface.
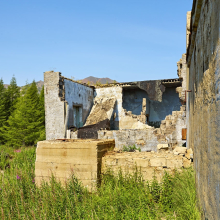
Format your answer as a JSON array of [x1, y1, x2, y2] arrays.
[[35, 139, 115, 192], [44, 71, 65, 140], [187, 0, 220, 219], [95, 84, 181, 129], [176, 54, 187, 102], [71, 107, 186, 151], [98, 129, 159, 152], [102, 149, 192, 182], [122, 88, 150, 115], [94, 86, 124, 130], [44, 71, 94, 140], [149, 87, 182, 124], [64, 79, 93, 127]]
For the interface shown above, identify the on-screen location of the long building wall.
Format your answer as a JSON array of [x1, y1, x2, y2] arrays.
[[187, 0, 220, 219]]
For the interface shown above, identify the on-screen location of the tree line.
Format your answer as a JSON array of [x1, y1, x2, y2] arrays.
[[0, 77, 45, 147]]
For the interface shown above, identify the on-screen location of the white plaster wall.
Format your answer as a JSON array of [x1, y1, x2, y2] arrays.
[[64, 79, 94, 126], [44, 71, 65, 140]]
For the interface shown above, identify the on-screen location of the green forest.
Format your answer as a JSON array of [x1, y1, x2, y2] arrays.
[[0, 77, 45, 148]]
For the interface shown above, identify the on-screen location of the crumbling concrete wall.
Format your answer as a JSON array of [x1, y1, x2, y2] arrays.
[[94, 86, 124, 130], [95, 82, 182, 130], [122, 88, 150, 116], [44, 71, 94, 140], [102, 148, 193, 182], [186, 0, 220, 219], [96, 106, 186, 152], [149, 87, 182, 125], [44, 71, 65, 140], [64, 78, 93, 127], [98, 129, 159, 152], [176, 54, 187, 102]]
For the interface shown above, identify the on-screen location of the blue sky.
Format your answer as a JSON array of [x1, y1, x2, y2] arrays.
[[0, 0, 193, 86]]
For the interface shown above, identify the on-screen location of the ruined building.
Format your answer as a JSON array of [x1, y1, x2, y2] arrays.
[[36, 0, 220, 218], [44, 70, 187, 152]]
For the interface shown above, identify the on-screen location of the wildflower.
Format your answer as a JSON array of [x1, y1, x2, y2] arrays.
[[32, 178, 35, 183], [0, 188, 1, 190], [14, 149, 21, 153], [16, 175, 21, 180]]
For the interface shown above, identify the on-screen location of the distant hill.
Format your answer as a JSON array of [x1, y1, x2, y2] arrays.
[[3, 77, 116, 91], [80, 76, 116, 85], [35, 80, 44, 92], [3, 84, 9, 89]]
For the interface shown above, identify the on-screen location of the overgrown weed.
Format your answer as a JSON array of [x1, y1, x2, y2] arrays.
[[0, 146, 201, 219], [122, 144, 141, 152]]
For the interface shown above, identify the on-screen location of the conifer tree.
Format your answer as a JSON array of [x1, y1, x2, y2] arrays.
[[4, 81, 42, 147], [4, 76, 20, 120], [0, 79, 7, 143], [38, 85, 46, 141]]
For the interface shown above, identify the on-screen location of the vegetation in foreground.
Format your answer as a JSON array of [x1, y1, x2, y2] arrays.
[[0, 146, 201, 219]]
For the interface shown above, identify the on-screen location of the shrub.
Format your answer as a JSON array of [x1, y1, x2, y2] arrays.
[[122, 144, 141, 152]]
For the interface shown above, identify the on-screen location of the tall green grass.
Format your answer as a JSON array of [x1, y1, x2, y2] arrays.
[[0, 146, 201, 219]]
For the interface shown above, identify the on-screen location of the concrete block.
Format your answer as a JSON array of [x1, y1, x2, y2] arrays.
[[133, 158, 149, 167], [185, 148, 193, 159], [167, 158, 183, 169], [35, 139, 115, 192], [183, 157, 191, 168], [173, 147, 187, 155], [157, 144, 169, 150]]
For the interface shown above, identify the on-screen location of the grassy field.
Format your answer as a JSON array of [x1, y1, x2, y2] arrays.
[[0, 145, 201, 219]]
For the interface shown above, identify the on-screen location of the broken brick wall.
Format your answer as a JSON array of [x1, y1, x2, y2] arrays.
[[102, 148, 192, 182]]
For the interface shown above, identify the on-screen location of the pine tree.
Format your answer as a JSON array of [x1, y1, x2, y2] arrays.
[[4, 76, 20, 120], [38, 85, 46, 141], [4, 81, 43, 147], [0, 79, 7, 143]]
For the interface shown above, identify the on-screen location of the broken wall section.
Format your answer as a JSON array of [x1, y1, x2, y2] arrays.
[[94, 80, 182, 130], [44, 71, 65, 140], [44, 71, 94, 140], [64, 78, 93, 128], [176, 54, 187, 103], [102, 149, 192, 182], [97, 106, 186, 151]]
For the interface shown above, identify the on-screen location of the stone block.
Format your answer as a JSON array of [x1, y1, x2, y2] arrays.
[[167, 158, 183, 169], [165, 115, 171, 120], [166, 120, 172, 127], [173, 147, 187, 155], [136, 139, 145, 145], [149, 158, 166, 167], [185, 148, 193, 159], [133, 158, 149, 167], [183, 157, 191, 168], [157, 144, 169, 150]]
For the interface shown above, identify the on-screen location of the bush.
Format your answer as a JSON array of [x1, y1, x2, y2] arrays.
[[122, 144, 141, 152]]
